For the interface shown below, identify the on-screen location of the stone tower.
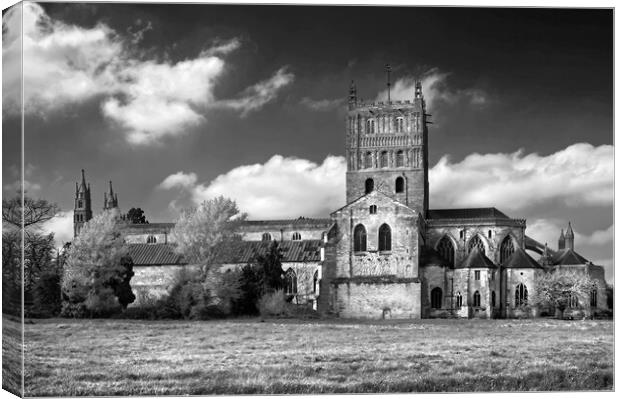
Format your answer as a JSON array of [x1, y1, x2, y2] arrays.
[[345, 79, 429, 215], [564, 222, 575, 250], [103, 180, 118, 210], [558, 229, 565, 250], [74, 169, 92, 237]]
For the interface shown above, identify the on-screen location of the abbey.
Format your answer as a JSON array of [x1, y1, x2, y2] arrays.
[[73, 81, 608, 319]]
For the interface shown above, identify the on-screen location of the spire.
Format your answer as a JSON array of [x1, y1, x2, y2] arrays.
[[565, 221, 575, 250], [104, 180, 119, 210], [385, 63, 392, 102], [565, 221, 574, 238], [81, 169, 86, 186], [558, 228, 565, 250], [108, 180, 115, 196]]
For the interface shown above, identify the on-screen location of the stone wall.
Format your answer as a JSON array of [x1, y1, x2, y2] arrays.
[[130, 264, 200, 306]]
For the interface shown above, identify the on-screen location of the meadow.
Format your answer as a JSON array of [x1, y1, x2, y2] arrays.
[[11, 316, 614, 395]]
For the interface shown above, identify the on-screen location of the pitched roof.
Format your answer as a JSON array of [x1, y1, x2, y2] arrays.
[[331, 189, 417, 216], [240, 218, 331, 227], [551, 248, 590, 266], [427, 207, 510, 220], [420, 245, 450, 267], [502, 247, 543, 269], [128, 243, 186, 266], [457, 247, 497, 269]]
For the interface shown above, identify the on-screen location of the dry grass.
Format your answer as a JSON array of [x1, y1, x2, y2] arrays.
[[2, 315, 23, 396], [14, 317, 614, 395]]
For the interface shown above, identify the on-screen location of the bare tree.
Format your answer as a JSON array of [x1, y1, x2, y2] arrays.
[[2, 196, 59, 229], [531, 269, 597, 319]]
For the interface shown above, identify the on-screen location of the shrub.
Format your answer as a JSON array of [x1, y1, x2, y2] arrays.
[[258, 289, 287, 317], [60, 302, 88, 318]]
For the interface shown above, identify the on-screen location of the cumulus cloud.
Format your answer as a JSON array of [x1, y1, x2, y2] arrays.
[[300, 97, 344, 111], [2, 4, 292, 145], [429, 143, 613, 211], [376, 68, 488, 111], [158, 155, 346, 219], [41, 211, 74, 247]]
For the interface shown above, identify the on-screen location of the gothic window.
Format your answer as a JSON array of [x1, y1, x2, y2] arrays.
[[292, 232, 301, 241], [353, 224, 367, 252], [369, 205, 377, 214], [473, 290, 481, 307], [378, 224, 392, 251], [474, 270, 481, 280], [262, 232, 271, 241], [431, 287, 442, 309], [515, 283, 528, 307], [590, 289, 598, 307], [395, 177, 404, 193], [396, 150, 404, 167], [488, 230, 492, 238], [365, 178, 374, 194], [313, 270, 319, 294], [78, 200, 83, 208], [147, 235, 157, 244], [367, 119, 375, 134], [491, 291, 496, 308], [437, 236, 455, 268], [395, 117, 404, 133], [500, 236, 515, 264], [468, 235, 485, 254], [284, 268, 298, 295], [365, 152, 373, 169], [380, 151, 388, 168], [569, 294, 579, 308], [456, 292, 463, 308]]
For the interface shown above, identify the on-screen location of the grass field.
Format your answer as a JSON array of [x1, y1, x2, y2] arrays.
[[13, 317, 614, 395]]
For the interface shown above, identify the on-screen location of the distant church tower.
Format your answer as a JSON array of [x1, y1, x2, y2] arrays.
[[345, 73, 429, 214], [103, 181, 118, 210], [74, 169, 92, 237]]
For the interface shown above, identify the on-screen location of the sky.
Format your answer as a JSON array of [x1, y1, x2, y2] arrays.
[[1, 2, 614, 280]]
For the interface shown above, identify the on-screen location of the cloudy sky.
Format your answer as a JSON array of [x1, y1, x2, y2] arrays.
[[2, 3, 613, 280]]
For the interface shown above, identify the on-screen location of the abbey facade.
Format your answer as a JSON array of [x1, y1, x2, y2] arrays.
[[73, 81, 608, 319]]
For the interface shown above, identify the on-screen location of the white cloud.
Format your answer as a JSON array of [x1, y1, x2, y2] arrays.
[[41, 211, 74, 247], [158, 171, 198, 190], [2, 4, 292, 145], [215, 67, 295, 117], [376, 68, 488, 111], [300, 97, 344, 111], [158, 155, 346, 219], [429, 143, 613, 211]]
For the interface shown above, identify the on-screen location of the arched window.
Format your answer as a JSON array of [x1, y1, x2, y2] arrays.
[[395, 177, 404, 193], [488, 230, 492, 238], [292, 232, 301, 241], [431, 287, 442, 309], [569, 294, 579, 308], [284, 268, 297, 295], [369, 205, 377, 214], [515, 283, 528, 307], [473, 290, 481, 307], [437, 236, 455, 268], [147, 235, 157, 244], [456, 292, 463, 308], [353, 224, 367, 252], [367, 119, 375, 134], [396, 150, 404, 167], [313, 270, 319, 294], [590, 289, 598, 307], [380, 151, 388, 168], [459, 230, 464, 239], [500, 236, 515, 264], [491, 291, 496, 308], [365, 152, 373, 169], [78, 200, 83, 208], [468, 235, 485, 254], [378, 224, 391, 251], [262, 232, 272, 241], [395, 117, 404, 133], [365, 178, 374, 194]]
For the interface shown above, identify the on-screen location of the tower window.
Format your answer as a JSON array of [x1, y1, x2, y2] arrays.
[[147, 235, 157, 244], [262, 232, 272, 241], [353, 224, 367, 252], [365, 152, 373, 169], [378, 224, 391, 251], [395, 117, 404, 133], [431, 287, 442, 309], [284, 268, 298, 295], [365, 178, 374, 194], [437, 236, 455, 268], [473, 290, 481, 307], [78, 200, 83, 208], [468, 235, 485, 254], [369, 205, 377, 214], [366, 119, 375, 134], [515, 283, 528, 307], [474, 270, 481, 280], [292, 232, 301, 241], [395, 177, 404, 193], [396, 150, 404, 167], [380, 151, 388, 168]]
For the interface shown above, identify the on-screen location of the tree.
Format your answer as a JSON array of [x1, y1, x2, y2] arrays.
[[61, 208, 135, 317], [531, 269, 597, 319], [255, 240, 284, 294], [125, 207, 148, 224], [2, 196, 59, 229]]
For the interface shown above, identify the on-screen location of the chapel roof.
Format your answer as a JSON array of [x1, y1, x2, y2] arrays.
[[551, 248, 590, 266], [427, 207, 510, 220], [502, 247, 543, 269], [128, 243, 186, 266], [457, 247, 497, 269]]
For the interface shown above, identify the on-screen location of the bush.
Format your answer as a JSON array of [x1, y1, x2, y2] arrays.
[[60, 302, 88, 318], [29, 270, 62, 318], [258, 289, 287, 317]]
